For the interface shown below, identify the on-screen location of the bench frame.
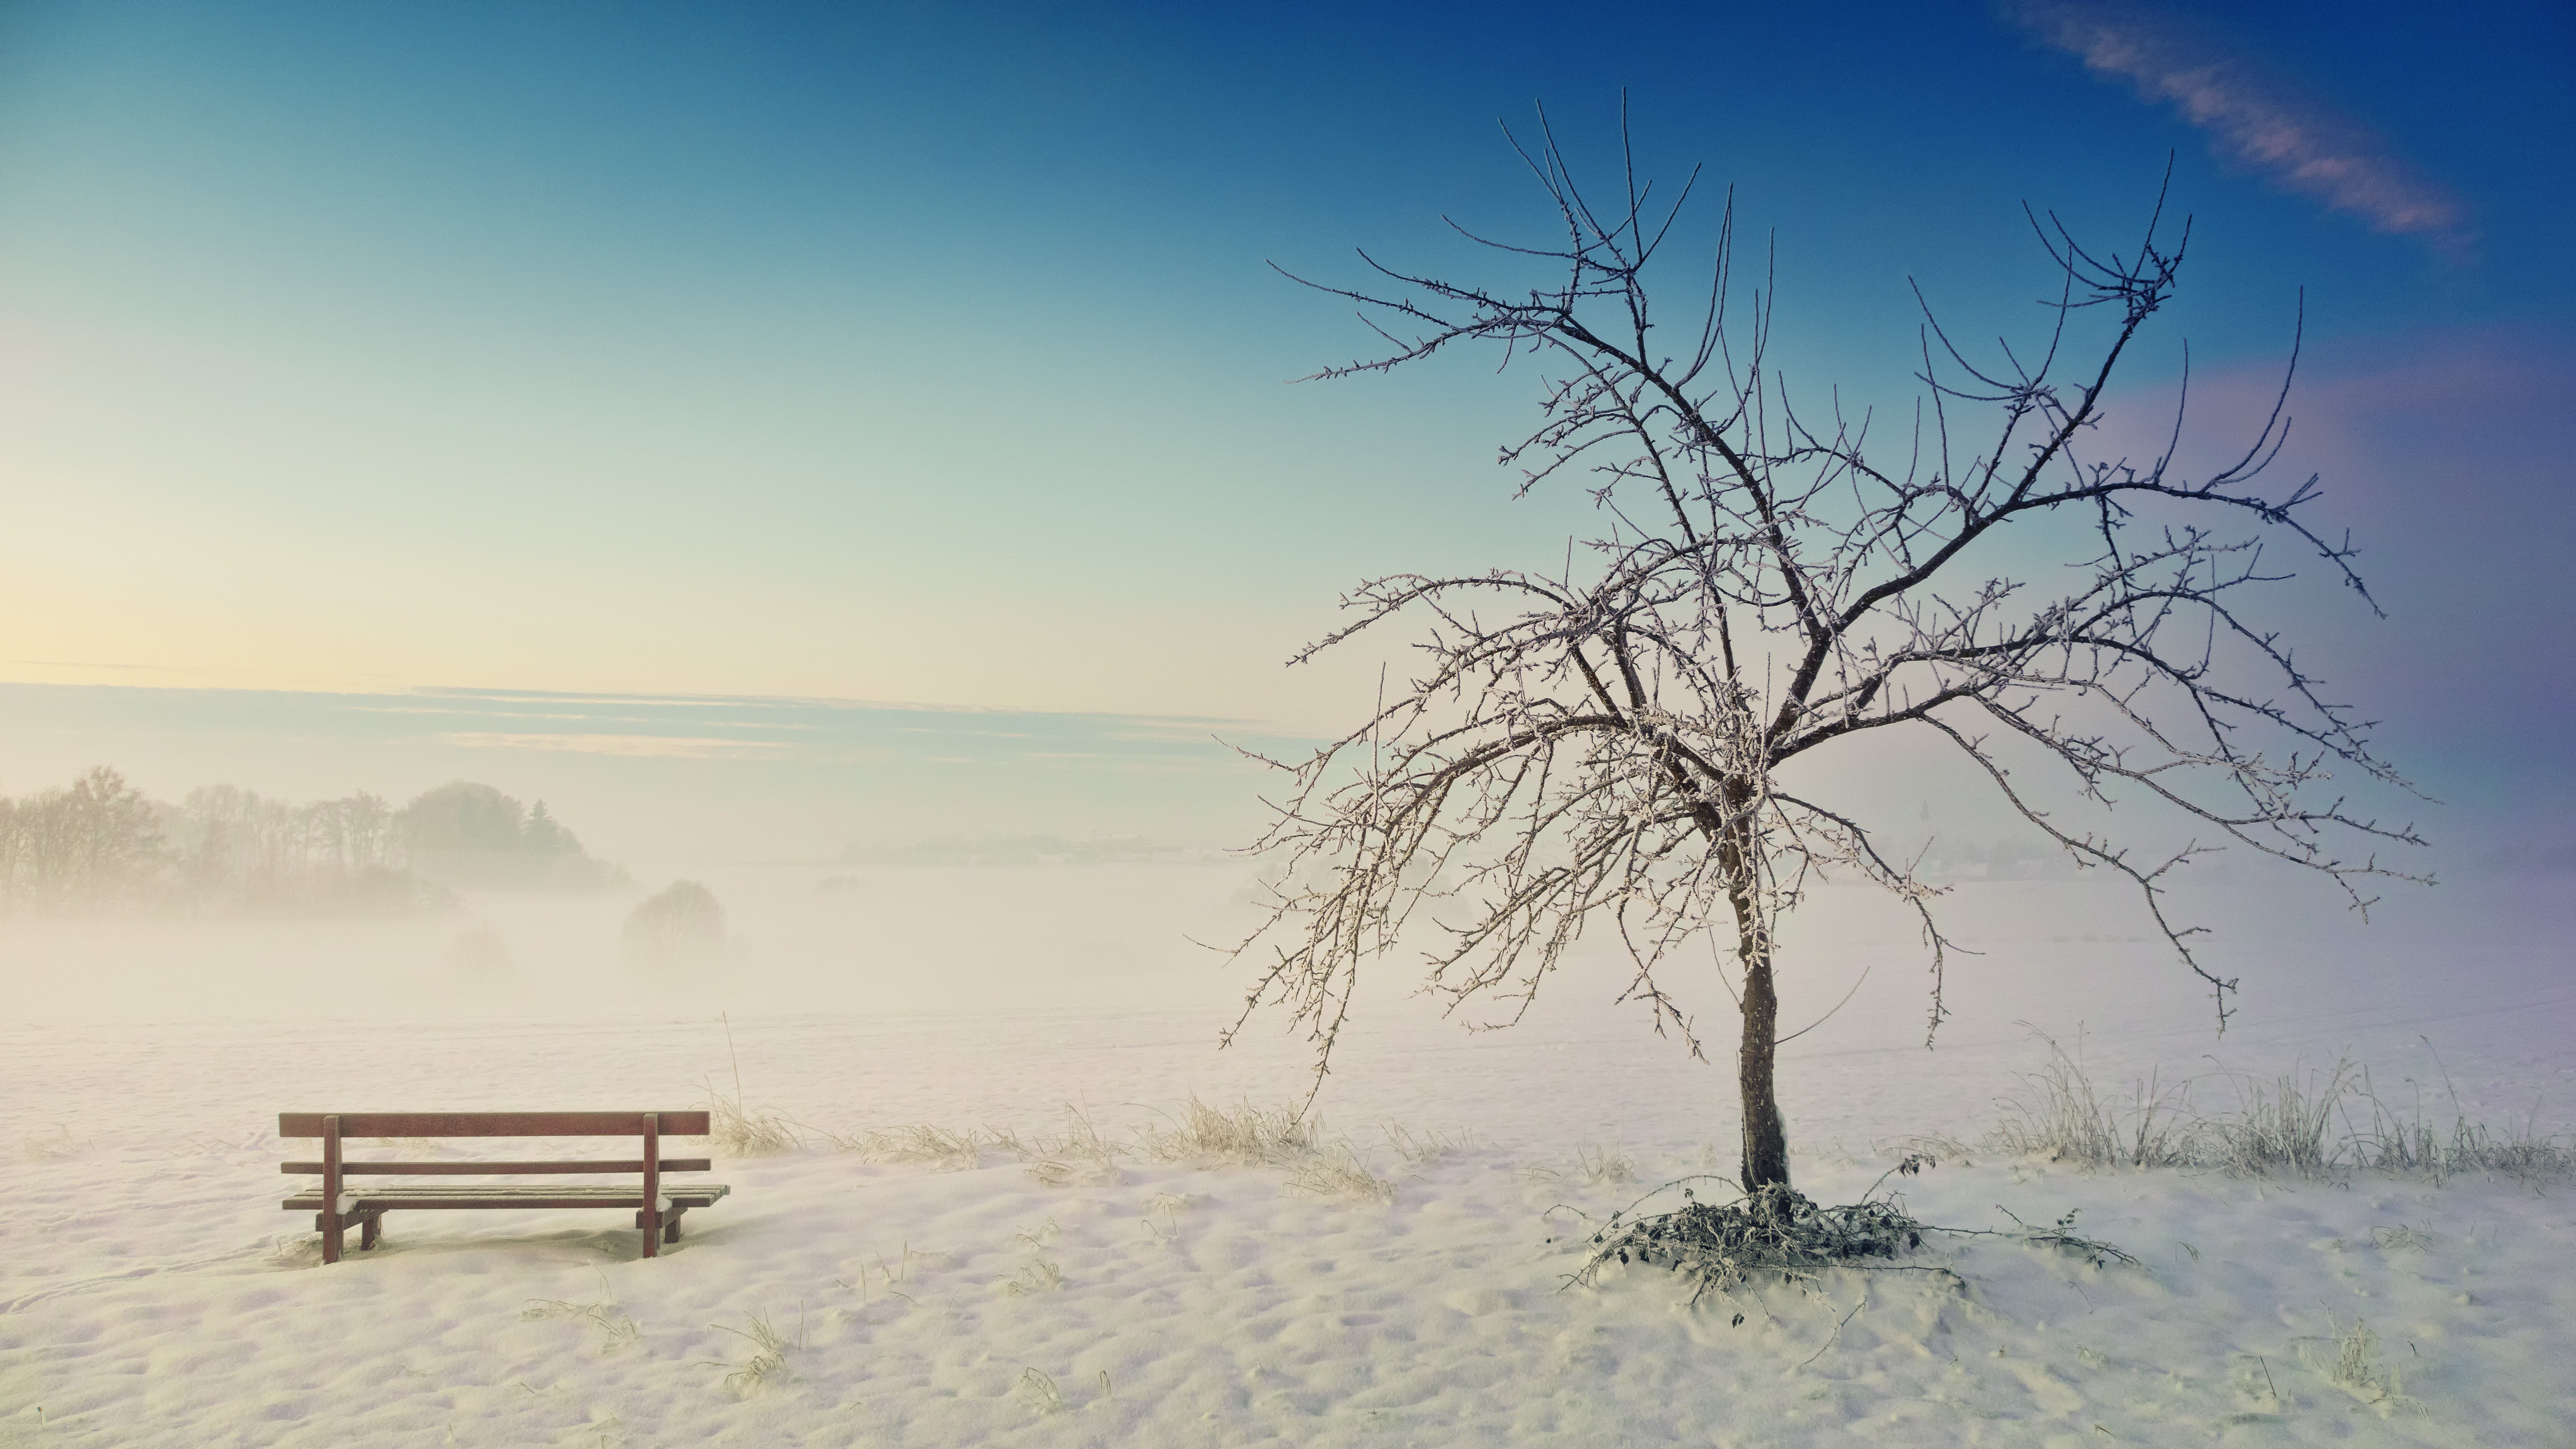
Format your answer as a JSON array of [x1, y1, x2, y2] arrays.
[[279, 1111, 722, 1263]]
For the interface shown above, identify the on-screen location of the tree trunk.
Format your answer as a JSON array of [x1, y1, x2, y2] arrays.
[[1714, 786, 1788, 1192], [1732, 883, 1790, 1191]]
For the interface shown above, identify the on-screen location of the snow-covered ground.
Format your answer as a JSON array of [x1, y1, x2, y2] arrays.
[[1, 871, 2569, 1446]]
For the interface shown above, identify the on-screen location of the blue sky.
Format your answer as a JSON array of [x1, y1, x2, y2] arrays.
[[2, 0, 2569, 855]]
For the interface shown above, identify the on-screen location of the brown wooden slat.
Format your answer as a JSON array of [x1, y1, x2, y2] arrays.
[[279, 1111, 713, 1138], [281, 1159, 714, 1175], [284, 1184, 731, 1211]]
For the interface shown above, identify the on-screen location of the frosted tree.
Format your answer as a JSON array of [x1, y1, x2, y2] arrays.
[[0, 767, 168, 914], [1225, 119, 2424, 1193]]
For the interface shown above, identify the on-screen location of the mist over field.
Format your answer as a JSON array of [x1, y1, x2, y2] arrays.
[[6, 3, 2574, 1442], [3, 705, 2562, 1096]]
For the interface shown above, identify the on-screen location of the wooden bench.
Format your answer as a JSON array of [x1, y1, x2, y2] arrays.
[[279, 1111, 729, 1264]]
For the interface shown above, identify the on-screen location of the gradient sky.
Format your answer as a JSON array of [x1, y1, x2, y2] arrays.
[[3, 1, 2569, 857]]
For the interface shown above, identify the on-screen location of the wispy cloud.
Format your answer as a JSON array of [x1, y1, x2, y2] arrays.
[[2000, 1, 2468, 249], [436, 732, 793, 759]]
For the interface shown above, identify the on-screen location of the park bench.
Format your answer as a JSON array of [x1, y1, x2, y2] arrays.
[[279, 1111, 729, 1264]]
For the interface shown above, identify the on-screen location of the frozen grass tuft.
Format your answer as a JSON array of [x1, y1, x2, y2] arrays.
[[1958, 1034, 2573, 1185], [2210, 1060, 2352, 1178], [2300, 1313, 2403, 1404], [1001, 1258, 1066, 1295], [1988, 1029, 2202, 1169], [523, 1296, 640, 1353], [706, 1093, 803, 1158], [1382, 1123, 1473, 1167], [2343, 1061, 2576, 1186], [1027, 1156, 1119, 1187], [1134, 1096, 1319, 1167], [703, 1014, 802, 1157], [1576, 1142, 1637, 1187], [1524, 1141, 1638, 1192], [1013, 1367, 1066, 1415], [1284, 1145, 1397, 1204], [1025, 1107, 1121, 1187], [1140, 1190, 1203, 1244], [2369, 1223, 2432, 1253], [833, 1123, 1016, 1171], [707, 1310, 799, 1395]]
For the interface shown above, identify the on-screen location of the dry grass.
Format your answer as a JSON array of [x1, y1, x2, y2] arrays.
[[1382, 1124, 1474, 1167], [703, 1014, 802, 1157], [1576, 1142, 1637, 1187], [2342, 1061, 2576, 1186], [1957, 1032, 2571, 1186], [2209, 1060, 2354, 1178], [1284, 1145, 1397, 1205], [707, 1310, 799, 1395], [522, 1296, 641, 1353], [833, 1244, 928, 1304], [1001, 1257, 1067, 1295], [2300, 1313, 2402, 1405], [706, 1093, 804, 1158], [1134, 1097, 1319, 1167], [1025, 1107, 1121, 1187], [1524, 1141, 1638, 1192], [831, 1123, 1016, 1172], [1013, 1367, 1067, 1415], [1140, 1190, 1203, 1244], [1987, 1030, 2202, 1169]]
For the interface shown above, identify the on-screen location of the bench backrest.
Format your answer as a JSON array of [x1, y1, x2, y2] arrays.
[[280, 1111, 711, 1138], [279, 1111, 715, 1179]]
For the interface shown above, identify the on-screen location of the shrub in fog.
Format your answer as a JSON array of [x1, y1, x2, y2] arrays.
[[624, 880, 726, 970], [442, 922, 515, 979]]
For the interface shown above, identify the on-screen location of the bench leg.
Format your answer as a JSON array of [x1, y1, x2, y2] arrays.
[[317, 1210, 381, 1256], [636, 1206, 687, 1246]]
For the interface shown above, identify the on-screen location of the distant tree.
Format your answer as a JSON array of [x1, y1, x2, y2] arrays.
[[0, 766, 167, 914], [399, 782, 533, 856], [623, 880, 726, 970], [397, 782, 622, 889], [522, 800, 581, 857], [167, 784, 442, 916], [1227, 120, 2425, 1195]]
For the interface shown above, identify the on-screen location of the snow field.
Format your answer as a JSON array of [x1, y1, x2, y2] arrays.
[[1, 1002, 2570, 1448]]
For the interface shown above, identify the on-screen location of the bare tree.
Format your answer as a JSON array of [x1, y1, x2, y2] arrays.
[[0, 767, 167, 915], [1224, 116, 2426, 1194]]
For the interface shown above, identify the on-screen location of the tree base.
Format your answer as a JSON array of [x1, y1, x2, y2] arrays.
[[1576, 1182, 1929, 1305]]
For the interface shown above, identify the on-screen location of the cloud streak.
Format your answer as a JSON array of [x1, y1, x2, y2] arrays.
[[436, 732, 794, 759], [2002, 2, 2468, 248]]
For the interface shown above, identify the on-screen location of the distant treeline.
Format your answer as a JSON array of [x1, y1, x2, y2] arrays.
[[839, 834, 1220, 867], [0, 768, 626, 918]]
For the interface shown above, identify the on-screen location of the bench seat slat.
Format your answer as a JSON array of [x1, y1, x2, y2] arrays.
[[282, 1159, 714, 1175], [283, 1184, 731, 1211]]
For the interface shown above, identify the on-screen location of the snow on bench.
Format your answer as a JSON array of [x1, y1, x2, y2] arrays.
[[278, 1111, 730, 1264]]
